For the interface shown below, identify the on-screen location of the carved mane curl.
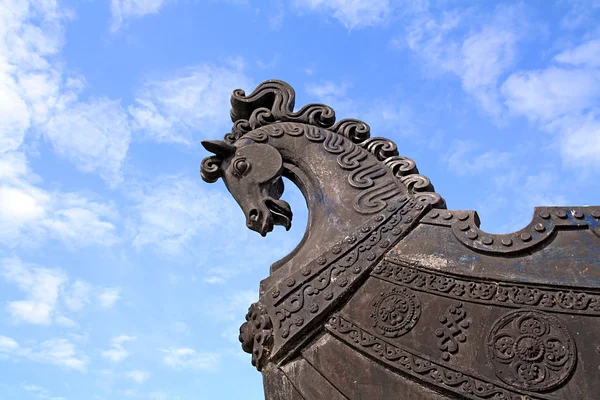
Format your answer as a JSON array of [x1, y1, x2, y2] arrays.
[[200, 80, 446, 209]]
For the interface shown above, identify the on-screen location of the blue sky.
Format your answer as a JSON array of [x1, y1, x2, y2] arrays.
[[1, 0, 599, 399]]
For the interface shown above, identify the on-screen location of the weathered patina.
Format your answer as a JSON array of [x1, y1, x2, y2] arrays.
[[201, 80, 600, 399]]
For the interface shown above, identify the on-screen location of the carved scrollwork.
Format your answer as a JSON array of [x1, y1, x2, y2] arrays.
[[486, 310, 576, 391], [330, 118, 371, 143], [239, 302, 273, 371], [227, 80, 335, 142], [370, 286, 421, 337], [359, 137, 399, 160]]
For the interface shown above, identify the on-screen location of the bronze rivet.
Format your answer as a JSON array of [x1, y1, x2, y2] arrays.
[[458, 213, 469, 221], [430, 211, 440, 219], [520, 233, 532, 242], [459, 223, 470, 231], [538, 210, 550, 219], [467, 231, 478, 240], [592, 210, 600, 218], [482, 237, 493, 245], [501, 238, 513, 246], [556, 210, 567, 219], [443, 212, 453, 220], [573, 210, 584, 219], [534, 223, 545, 232]]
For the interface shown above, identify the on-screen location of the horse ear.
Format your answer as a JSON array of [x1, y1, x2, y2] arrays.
[[201, 140, 236, 157]]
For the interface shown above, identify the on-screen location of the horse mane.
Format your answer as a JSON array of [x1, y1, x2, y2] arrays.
[[201, 79, 446, 209]]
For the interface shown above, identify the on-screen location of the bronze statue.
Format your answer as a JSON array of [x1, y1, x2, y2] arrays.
[[201, 80, 600, 399]]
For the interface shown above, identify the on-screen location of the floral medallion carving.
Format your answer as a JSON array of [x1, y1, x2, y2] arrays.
[[486, 310, 576, 391], [370, 286, 421, 337]]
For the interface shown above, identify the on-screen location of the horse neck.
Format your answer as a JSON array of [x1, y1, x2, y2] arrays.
[[242, 122, 407, 291]]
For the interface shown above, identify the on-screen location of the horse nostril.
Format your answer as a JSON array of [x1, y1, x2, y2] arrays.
[[249, 209, 259, 222]]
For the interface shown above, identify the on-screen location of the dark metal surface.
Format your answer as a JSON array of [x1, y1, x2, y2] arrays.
[[201, 80, 600, 399]]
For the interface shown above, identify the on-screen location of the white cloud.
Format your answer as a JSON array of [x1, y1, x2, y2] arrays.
[[128, 176, 238, 257], [129, 64, 253, 145], [97, 287, 121, 308], [203, 266, 241, 285], [1, 257, 121, 325], [126, 370, 150, 384], [501, 39, 600, 168], [63, 280, 92, 311], [32, 338, 88, 371], [44, 98, 132, 187], [0, 0, 70, 153], [402, 5, 529, 116], [1, 257, 67, 324], [292, 0, 391, 29], [305, 81, 351, 99], [0, 152, 119, 248], [0, 0, 132, 189], [21, 383, 67, 400], [0, 336, 19, 351], [0, 335, 88, 371], [555, 38, 600, 67], [210, 290, 257, 322], [444, 140, 513, 176], [159, 347, 220, 370], [502, 68, 600, 122], [110, 0, 169, 32], [305, 80, 417, 137], [55, 314, 79, 328], [101, 335, 136, 363]]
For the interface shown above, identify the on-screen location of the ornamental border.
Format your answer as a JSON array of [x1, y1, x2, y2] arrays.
[[267, 196, 431, 360], [326, 314, 550, 400], [372, 257, 600, 316]]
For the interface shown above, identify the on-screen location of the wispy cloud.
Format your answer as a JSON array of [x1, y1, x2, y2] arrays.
[[44, 98, 132, 187], [159, 347, 220, 370], [400, 5, 532, 117], [101, 335, 136, 363], [110, 0, 170, 32], [1, 257, 66, 324], [129, 63, 253, 145], [126, 370, 151, 384], [502, 37, 600, 168], [0, 152, 120, 248], [97, 287, 121, 309], [1, 257, 122, 325], [127, 176, 239, 257], [443, 140, 513, 176], [0, 335, 88, 371], [292, 0, 391, 29], [21, 383, 67, 400]]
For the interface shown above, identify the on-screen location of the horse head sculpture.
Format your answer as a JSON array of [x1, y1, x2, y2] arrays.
[[201, 80, 444, 242], [200, 80, 600, 400], [201, 139, 291, 236]]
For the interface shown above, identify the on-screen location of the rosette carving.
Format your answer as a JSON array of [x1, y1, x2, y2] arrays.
[[239, 302, 273, 371], [486, 310, 576, 391], [370, 286, 421, 337]]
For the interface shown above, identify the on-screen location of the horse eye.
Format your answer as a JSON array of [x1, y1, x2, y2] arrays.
[[233, 159, 249, 175]]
